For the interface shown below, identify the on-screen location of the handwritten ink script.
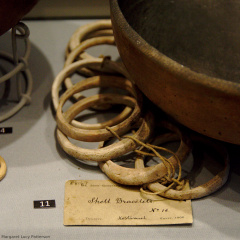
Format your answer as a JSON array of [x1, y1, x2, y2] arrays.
[[64, 180, 193, 225]]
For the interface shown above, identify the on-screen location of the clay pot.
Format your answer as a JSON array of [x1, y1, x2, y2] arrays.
[[0, 0, 38, 36], [110, 0, 240, 145]]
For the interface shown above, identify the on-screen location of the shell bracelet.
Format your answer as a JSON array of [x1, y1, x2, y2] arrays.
[[51, 20, 230, 200], [99, 121, 191, 186], [138, 136, 230, 200]]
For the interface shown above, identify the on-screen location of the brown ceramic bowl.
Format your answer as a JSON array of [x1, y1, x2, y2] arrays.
[[110, 0, 240, 145], [0, 0, 38, 36]]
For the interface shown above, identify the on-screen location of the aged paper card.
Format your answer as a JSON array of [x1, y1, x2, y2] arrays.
[[64, 180, 193, 225]]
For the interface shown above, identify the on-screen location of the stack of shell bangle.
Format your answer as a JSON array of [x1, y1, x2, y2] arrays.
[[51, 20, 230, 200]]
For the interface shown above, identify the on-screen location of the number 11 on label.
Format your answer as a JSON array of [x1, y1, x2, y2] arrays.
[[34, 200, 56, 209], [40, 200, 50, 207]]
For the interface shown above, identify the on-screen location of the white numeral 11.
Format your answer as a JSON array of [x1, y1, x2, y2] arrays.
[[40, 200, 50, 207]]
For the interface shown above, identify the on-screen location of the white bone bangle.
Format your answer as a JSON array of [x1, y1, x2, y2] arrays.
[[65, 29, 114, 74], [52, 58, 129, 111], [60, 75, 136, 130], [52, 61, 136, 129], [56, 93, 141, 142], [52, 58, 101, 111], [0, 156, 7, 181], [67, 36, 116, 77], [64, 37, 128, 96], [139, 137, 230, 200], [67, 19, 112, 54], [67, 36, 114, 62], [81, 29, 114, 41], [66, 29, 114, 58], [56, 111, 154, 161], [65, 19, 130, 84], [98, 122, 191, 185], [66, 19, 116, 77]]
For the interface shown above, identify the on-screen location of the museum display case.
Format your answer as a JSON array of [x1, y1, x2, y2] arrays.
[[0, 1, 239, 239]]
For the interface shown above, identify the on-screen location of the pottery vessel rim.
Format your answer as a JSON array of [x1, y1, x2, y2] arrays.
[[110, 0, 240, 97]]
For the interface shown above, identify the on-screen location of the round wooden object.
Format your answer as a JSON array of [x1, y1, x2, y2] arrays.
[[0, 156, 7, 180], [110, 0, 240, 144]]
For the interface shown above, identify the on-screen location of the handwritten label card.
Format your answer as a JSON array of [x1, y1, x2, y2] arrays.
[[64, 180, 193, 226]]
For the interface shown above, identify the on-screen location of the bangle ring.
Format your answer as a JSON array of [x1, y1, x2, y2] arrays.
[[56, 111, 154, 161]]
